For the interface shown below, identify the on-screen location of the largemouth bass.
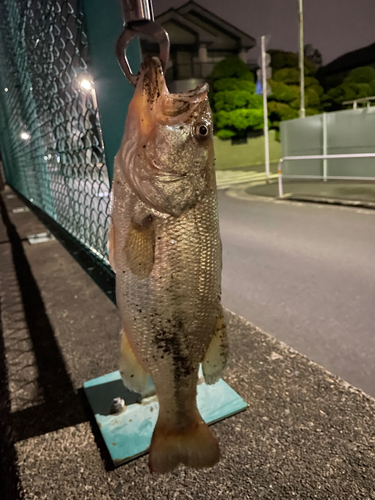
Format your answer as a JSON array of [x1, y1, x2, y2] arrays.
[[109, 57, 228, 473]]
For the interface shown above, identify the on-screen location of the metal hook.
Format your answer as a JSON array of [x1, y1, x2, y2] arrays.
[[116, 0, 170, 86]]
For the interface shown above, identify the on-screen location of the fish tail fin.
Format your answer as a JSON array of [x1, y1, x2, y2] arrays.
[[149, 413, 220, 474]]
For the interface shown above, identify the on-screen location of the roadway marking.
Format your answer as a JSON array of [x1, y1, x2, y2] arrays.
[[216, 170, 278, 189]]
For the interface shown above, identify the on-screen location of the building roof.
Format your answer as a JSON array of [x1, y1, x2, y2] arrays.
[[320, 42, 375, 76], [156, 9, 217, 45], [156, 0, 256, 51]]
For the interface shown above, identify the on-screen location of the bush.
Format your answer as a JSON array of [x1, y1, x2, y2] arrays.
[[214, 90, 262, 112], [356, 83, 373, 97], [268, 81, 299, 103], [304, 76, 320, 87], [327, 82, 361, 105], [269, 49, 317, 75], [322, 66, 375, 111], [344, 66, 375, 84], [266, 49, 322, 128], [289, 98, 300, 110], [269, 50, 299, 70], [215, 109, 264, 131], [273, 68, 300, 85], [213, 78, 255, 92], [211, 57, 263, 139], [230, 109, 264, 130], [309, 83, 324, 97], [306, 108, 320, 116], [211, 57, 254, 81], [305, 87, 320, 108], [267, 101, 299, 127], [216, 129, 236, 139]]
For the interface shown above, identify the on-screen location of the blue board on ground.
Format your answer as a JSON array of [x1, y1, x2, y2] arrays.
[[83, 369, 247, 467]]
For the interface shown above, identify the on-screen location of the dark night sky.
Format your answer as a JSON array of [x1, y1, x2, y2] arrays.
[[154, 0, 375, 66]]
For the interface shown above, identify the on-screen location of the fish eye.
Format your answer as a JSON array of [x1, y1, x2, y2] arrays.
[[194, 123, 209, 141]]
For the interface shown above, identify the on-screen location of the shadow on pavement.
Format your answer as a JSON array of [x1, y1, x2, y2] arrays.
[[0, 298, 23, 499], [0, 195, 87, 445]]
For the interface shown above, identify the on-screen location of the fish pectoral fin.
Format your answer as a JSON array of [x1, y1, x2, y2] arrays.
[[202, 310, 228, 385], [119, 328, 149, 394], [108, 221, 116, 272], [123, 215, 155, 279]]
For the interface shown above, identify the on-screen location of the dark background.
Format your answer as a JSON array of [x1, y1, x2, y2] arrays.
[[155, 0, 375, 65]]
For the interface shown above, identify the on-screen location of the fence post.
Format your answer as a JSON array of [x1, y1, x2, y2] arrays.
[[81, 0, 141, 184], [322, 112, 328, 182], [278, 160, 283, 198], [261, 35, 270, 181]]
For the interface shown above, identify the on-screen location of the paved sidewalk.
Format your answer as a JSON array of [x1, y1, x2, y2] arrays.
[[1, 188, 375, 499], [216, 170, 278, 190], [215, 164, 278, 190], [226, 180, 375, 208]]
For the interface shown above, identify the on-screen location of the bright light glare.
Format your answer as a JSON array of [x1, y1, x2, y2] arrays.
[[80, 79, 92, 90], [20, 132, 30, 140], [4, 88, 8, 92]]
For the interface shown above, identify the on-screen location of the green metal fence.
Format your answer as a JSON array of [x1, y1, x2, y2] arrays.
[[0, 0, 113, 264]]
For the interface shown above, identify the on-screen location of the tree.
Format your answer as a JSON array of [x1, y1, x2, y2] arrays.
[[322, 66, 375, 110], [267, 50, 323, 129], [268, 49, 317, 75], [211, 57, 264, 139], [304, 44, 323, 68]]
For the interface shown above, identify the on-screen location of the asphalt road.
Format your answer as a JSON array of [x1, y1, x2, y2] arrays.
[[218, 191, 375, 397]]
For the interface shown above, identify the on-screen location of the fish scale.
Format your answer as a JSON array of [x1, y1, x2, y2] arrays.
[[110, 57, 226, 473], [114, 184, 221, 379]]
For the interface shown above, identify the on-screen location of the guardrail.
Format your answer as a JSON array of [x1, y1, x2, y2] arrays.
[[277, 153, 375, 197], [342, 96, 375, 109]]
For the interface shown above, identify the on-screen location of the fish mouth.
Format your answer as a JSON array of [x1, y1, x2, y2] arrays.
[[140, 57, 209, 103], [139, 57, 209, 120], [141, 57, 165, 103]]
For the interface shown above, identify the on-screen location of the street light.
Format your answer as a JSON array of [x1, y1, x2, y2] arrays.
[[80, 78, 93, 91], [20, 131, 30, 140], [77, 74, 98, 110]]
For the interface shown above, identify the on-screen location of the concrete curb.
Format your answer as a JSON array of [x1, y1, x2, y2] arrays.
[[282, 194, 375, 210]]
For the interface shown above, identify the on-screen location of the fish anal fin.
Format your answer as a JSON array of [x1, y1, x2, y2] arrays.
[[108, 222, 116, 272], [202, 311, 228, 385], [123, 215, 155, 279], [119, 328, 148, 394], [149, 413, 220, 473]]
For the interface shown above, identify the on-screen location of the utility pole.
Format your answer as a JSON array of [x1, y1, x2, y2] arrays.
[[298, 0, 305, 118], [261, 35, 270, 181]]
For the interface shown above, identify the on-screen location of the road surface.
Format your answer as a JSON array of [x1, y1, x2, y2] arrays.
[[218, 191, 375, 397]]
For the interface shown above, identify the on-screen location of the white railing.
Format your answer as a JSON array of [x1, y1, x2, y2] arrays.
[[342, 96, 375, 109], [277, 153, 375, 197]]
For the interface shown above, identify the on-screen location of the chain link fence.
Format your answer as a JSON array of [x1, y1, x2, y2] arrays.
[[0, 0, 111, 265]]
